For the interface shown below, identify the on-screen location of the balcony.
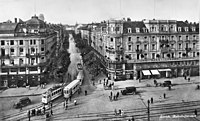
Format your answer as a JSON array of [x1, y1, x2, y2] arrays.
[[0, 54, 10, 59], [185, 47, 192, 52], [26, 53, 41, 58], [161, 47, 170, 53], [159, 39, 169, 44], [135, 49, 143, 54], [106, 47, 115, 54]]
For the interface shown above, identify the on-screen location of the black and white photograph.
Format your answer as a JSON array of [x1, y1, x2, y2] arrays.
[[0, 0, 199, 121]]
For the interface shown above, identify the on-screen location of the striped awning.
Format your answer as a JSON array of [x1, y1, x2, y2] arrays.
[[150, 70, 160, 75], [142, 70, 151, 75]]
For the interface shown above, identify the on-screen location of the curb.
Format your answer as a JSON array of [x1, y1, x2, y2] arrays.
[[0, 93, 43, 98]]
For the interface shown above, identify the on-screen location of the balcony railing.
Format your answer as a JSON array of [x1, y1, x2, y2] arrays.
[[135, 49, 143, 54], [26, 53, 41, 58], [127, 56, 199, 63], [185, 47, 192, 52], [159, 39, 169, 44], [0, 54, 10, 59]]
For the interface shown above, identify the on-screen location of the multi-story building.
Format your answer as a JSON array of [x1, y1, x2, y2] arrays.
[[80, 19, 199, 81], [0, 15, 62, 87]]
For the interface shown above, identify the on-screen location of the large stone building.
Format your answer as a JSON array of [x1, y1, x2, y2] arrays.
[[80, 19, 199, 81], [0, 15, 62, 87]]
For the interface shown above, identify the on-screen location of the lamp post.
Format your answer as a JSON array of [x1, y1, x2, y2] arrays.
[[147, 100, 150, 121]]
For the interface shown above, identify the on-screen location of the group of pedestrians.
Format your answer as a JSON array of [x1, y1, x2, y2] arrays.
[[109, 91, 120, 101]]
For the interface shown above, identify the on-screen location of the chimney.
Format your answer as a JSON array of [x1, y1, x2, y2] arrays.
[[15, 18, 17, 23]]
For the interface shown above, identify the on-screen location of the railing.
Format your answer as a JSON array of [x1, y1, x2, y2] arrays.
[[127, 56, 199, 63], [135, 49, 143, 54], [0, 54, 10, 59]]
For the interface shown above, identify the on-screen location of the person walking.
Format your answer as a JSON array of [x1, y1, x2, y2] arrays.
[[65, 104, 68, 110], [27, 110, 30, 121], [116, 92, 119, 100], [163, 93, 166, 99], [63, 101, 65, 109], [43, 106, 46, 114], [85, 90, 87, 96], [151, 97, 153, 104], [110, 91, 113, 97], [194, 109, 197, 116], [159, 96, 162, 103], [50, 109, 53, 116]]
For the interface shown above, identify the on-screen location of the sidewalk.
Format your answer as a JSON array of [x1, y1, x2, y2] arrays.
[[0, 83, 56, 98], [94, 76, 200, 90]]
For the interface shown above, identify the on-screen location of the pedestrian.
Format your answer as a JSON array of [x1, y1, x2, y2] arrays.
[[65, 104, 68, 110], [188, 77, 190, 82], [139, 78, 141, 83], [113, 95, 116, 101], [27, 110, 30, 121], [43, 106, 46, 114], [131, 116, 135, 121], [85, 90, 87, 96], [63, 101, 65, 109], [163, 93, 166, 99], [35, 109, 38, 116], [114, 109, 117, 116], [99, 80, 101, 84], [168, 85, 171, 90], [69, 95, 72, 102], [151, 97, 153, 104], [121, 109, 124, 116], [110, 91, 113, 97], [116, 92, 119, 99], [50, 109, 53, 115], [194, 109, 197, 116], [50, 102, 53, 108]]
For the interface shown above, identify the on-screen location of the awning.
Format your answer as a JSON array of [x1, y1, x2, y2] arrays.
[[142, 70, 151, 75], [158, 69, 171, 72], [150, 70, 160, 75]]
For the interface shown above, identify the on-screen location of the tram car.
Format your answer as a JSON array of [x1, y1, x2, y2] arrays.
[[63, 79, 80, 99], [76, 70, 84, 85], [42, 84, 63, 104]]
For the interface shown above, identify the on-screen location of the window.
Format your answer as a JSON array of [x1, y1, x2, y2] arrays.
[[178, 27, 181, 32], [136, 28, 140, 33], [19, 40, 23, 45], [186, 43, 189, 48], [179, 36, 182, 40], [128, 45, 131, 51], [193, 43, 196, 48], [186, 36, 190, 41], [31, 48, 35, 54], [10, 59, 14, 65], [152, 53, 155, 59], [137, 37, 139, 41], [193, 35, 196, 40], [19, 48, 23, 55], [193, 52, 195, 57], [1, 40, 5, 45], [116, 26, 120, 31], [178, 43, 182, 49], [128, 28, 132, 33], [19, 58, 23, 65], [110, 38, 113, 42], [144, 36, 147, 39], [30, 40, 33, 45], [41, 57, 45, 60], [152, 44, 155, 50], [41, 39, 45, 44], [10, 40, 14, 45], [192, 27, 196, 32], [20, 68, 26, 72], [171, 44, 174, 48], [129, 54, 132, 60], [144, 44, 147, 50], [128, 37, 131, 42], [152, 36, 155, 41], [34, 40, 36, 44], [185, 27, 188, 32], [136, 45, 140, 50], [179, 52, 181, 58], [10, 48, 14, 55], [41, 47, 45, 51], [171, 36, 174, 40]]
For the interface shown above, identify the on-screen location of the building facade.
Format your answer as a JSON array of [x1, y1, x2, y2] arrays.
[[0, 15, 62, 87], [80, 19, 199, 81]]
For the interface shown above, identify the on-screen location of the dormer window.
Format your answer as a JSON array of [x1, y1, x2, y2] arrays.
[[136, 28, 140, 33], [143, 28, 148, 33], [185, 27, 188, 32], [178, 27, 181, 32], [128, 28, 132, 33], [192, 27, 196, 32]]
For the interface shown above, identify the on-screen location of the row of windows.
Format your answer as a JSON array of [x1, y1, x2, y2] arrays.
[[127, 43, 197, 51], [0, 39, 45, 46], [125, 52, 199, 60], [1, 47, 45, 55], [52, 89, 62, 96], [128, 35, 197, 41]]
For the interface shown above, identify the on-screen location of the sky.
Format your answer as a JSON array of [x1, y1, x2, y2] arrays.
[[0, 0, 199, 25]]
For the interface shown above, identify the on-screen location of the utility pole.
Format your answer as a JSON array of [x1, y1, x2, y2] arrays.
[[147, 100, 150, 121]]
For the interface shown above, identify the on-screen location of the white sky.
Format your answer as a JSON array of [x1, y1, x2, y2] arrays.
[[0, 0, 199, 25]]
